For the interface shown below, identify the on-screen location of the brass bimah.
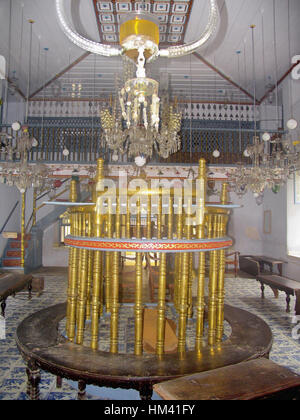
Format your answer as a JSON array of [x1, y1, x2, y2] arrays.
[[64, 158, 233, 354]]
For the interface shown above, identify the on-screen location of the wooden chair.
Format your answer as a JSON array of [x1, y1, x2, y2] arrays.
[[225, 251, 240, 277], [147, 253, 175, 303]]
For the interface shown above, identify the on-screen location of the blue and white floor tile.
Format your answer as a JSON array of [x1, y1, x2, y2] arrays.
[[0, 268, 299, 400]]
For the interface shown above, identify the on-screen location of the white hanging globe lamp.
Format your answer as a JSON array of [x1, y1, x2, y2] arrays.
[[287, 118, 298, 130]]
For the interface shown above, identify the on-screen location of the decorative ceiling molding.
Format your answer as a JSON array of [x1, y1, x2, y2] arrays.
[[92, 0, 194, 46]]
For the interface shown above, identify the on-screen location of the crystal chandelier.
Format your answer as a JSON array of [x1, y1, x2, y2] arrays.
[[228, 22, 300, 204], [56, 0, 219, 165], [0, 126, 50, 193], [228, 134, 300, 202], [100, 93, 182, 164], [99, 14, 182, 165]]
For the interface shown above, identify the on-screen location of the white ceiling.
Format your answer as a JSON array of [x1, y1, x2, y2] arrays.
[[0, 0, 299, 104]]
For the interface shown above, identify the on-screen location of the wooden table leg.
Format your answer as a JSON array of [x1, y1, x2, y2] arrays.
[[1, 299, 6, 318], [26, 360, 41, 400], [270, 287, 279, 299], [260, 283, 265, 299], [56, 376, 62, 389], [139, 383, 153, 400], [295, 291, 300, 316], [28, 281, 32, 300], [286, 294, 291, 313], [78, 380, 86, 400]]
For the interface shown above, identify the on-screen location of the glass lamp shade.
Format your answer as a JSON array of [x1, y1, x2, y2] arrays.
[[12, 121, 21, 131], [262, 132, 271, 142], [287, 119, 298, 130], [135, 155, 147, 167], [112, 153, 119, 162], [63, 148, 70, 156], [119, 12, 160, 61]]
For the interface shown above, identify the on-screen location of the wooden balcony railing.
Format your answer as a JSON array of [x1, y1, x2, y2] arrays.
[[0, 121, 273, 165]]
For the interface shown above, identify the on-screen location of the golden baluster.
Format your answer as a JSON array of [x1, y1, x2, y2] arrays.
[[105, 196, 113, 313], [195, 159, 206, 349], [147, 192, 152, 240], [186, 196, 193, 318], [156, 252, 167, 355], [134, 198, 143, 355], [91, 159, 104, 350], [168, 192, 173, 239], [110, 195, 120, 354], [126, 195, 131, 238], [216, 183, 229, 342], [86, 212, 93, 321], [76, 213, 89, 345], [157, 186, 162, 240], [207, 211, 219, 346], [76, 213, 84, 323], [174, 196, 183, 311], [20, 191, 26, 268], [66, 180, 78, 341], [177, 250, 189, 354]]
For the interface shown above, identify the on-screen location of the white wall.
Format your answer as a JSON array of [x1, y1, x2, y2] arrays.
[[0, 184, 20, 257], [5, 99, 25, 125], [260, 74, 300, 279], [228, 191, 264, 255], [42, 221, 69, 267]]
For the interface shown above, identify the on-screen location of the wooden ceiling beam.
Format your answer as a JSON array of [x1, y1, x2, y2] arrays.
[[5, 76, 26, 100], [258, 60, 300, 105], [29, 52, 90, 99], [193, 52, 257, 104]]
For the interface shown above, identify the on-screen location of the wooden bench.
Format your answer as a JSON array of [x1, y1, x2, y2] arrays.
[[239, 255, 300, 315], [240, 255, 287, 276], [239, 255, 262, 277], [257, 274, 300, 315], [153, 358, 300, 400], [0, 273, 33, 318]]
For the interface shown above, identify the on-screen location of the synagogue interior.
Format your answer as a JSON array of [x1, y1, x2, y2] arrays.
[[0, 0, 300, 401]]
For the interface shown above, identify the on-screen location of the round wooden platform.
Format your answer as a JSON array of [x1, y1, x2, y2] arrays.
[[16, 303, 273, 400]]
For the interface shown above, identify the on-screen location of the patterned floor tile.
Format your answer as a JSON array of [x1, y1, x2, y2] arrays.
[[0, 268, 299, 399]]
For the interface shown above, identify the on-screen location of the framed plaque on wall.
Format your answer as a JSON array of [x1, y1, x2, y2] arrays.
[[263, 210, 272, 234]]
